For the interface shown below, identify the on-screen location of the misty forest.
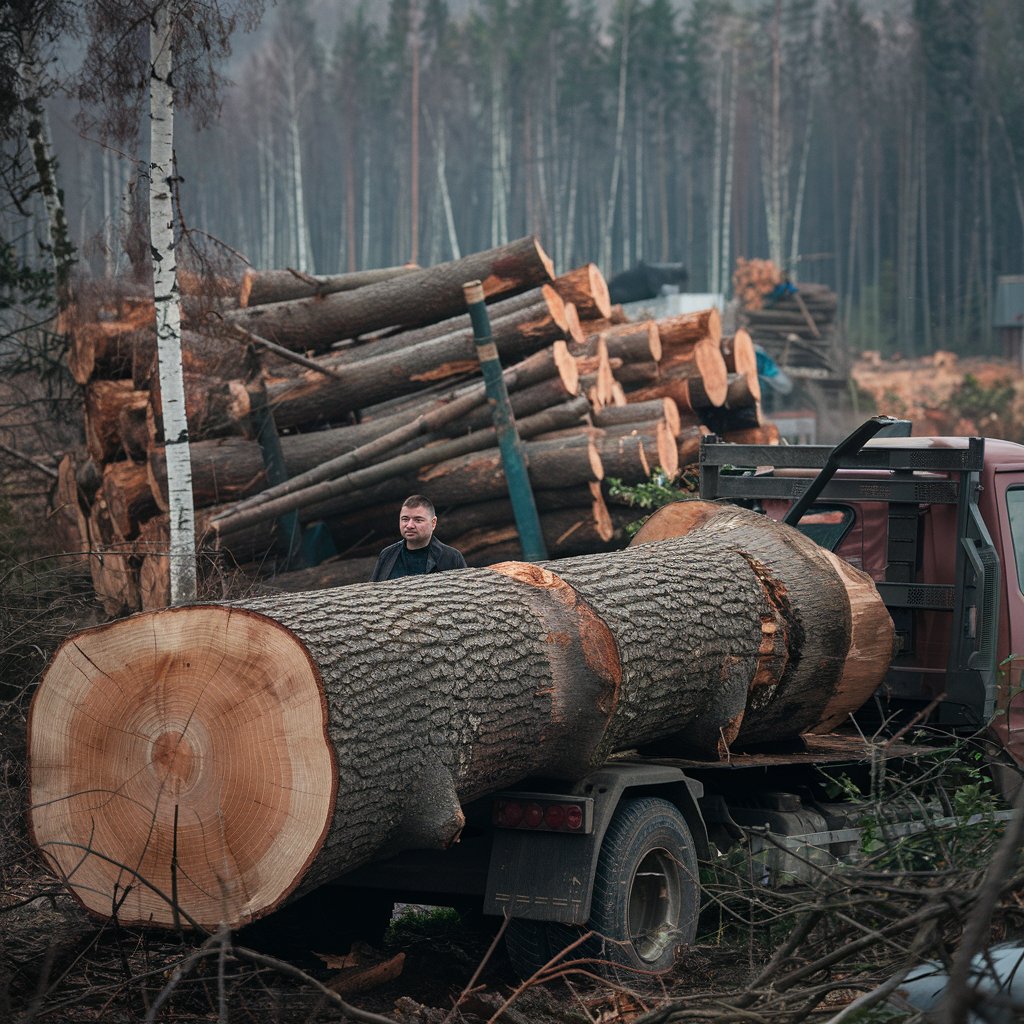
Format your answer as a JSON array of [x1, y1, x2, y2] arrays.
[[4, 0, 1024, 357]]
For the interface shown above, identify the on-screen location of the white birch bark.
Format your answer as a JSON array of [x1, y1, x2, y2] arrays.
[[149, 1, 197, 604]]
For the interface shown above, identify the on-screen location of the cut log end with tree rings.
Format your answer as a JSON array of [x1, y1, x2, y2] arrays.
[[27, 606, 336, 929]]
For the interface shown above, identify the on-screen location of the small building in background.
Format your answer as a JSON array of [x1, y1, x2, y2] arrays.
[[995, 275, 1024, 365]]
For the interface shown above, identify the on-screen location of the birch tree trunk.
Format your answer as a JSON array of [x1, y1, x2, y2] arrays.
[[149, 1, 197, 604]]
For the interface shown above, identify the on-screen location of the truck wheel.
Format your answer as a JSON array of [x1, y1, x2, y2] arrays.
[[504, 919, 554, 978], [588, 797, 700, 977]]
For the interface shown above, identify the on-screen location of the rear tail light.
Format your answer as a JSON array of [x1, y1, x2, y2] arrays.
[[492, 792, 593, 833]]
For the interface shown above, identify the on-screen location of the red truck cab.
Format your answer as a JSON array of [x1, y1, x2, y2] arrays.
[[702, 432, 1024, 777]]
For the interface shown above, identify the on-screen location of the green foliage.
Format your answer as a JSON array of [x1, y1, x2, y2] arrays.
[[606, 468, 698, 536], [0, 236, 54, 314], [820, 740, 1006, 873], [946, 372, 1021, 440], [383, 905, 463, 949]]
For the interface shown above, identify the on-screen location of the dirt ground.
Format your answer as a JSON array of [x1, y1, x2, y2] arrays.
[[851, 349, 1024, 439]]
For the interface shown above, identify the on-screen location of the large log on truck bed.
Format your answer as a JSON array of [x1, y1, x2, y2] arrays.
[[27, 505, 892, 930]]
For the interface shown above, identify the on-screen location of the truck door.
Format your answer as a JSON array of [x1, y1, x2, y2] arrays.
[[990, 473, 1024, 768]]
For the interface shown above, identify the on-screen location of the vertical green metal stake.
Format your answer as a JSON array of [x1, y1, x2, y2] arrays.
[[463, 280, 549, 561]]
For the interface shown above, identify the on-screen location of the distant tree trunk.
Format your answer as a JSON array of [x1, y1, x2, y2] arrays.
[[709, 59, 723, 297], [845, 130, 863, 339], [149, 1, 197, 604], [428, 111, 460, 260], [788, 92, 813, 286], [982, 111, 993, 351], [409, 0, 421, 264], [601, 1, 631, 275], [919, 113, 931, 353], [994, 103, 1024, 269], [286, 66, 312, 273], [764, 0, 784, 268], [18, 47, 75, 309], [721, 47, 738, 296]]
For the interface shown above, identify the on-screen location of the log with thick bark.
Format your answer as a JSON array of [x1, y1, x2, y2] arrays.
[[264, 304, 575, 430], [631, 501, 894, 741], [225, 237, 554, 352], [151, 391, 588, 516], [328, 285, 571, 364], [551, 264, 611, 321], [239, 265, 419, 308], [208, 427, 602, 549], [27, 508, 892, 929]]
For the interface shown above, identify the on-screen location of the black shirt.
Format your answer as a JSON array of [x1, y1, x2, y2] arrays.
[[389, 543, 431, 579]]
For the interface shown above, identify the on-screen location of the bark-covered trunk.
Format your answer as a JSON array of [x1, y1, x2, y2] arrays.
[[224, 236, 554, 352], [28, 504, 892, 930], [263, 302, 575, 429]]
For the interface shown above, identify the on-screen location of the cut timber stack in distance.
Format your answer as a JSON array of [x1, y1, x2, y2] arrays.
[[52, 237, 781, 615]]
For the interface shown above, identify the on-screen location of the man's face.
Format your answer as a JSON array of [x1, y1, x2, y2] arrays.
[[399, 504, 436, 550]]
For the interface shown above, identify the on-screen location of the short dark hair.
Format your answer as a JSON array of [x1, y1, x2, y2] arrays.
[[401, 494, 435, 517]]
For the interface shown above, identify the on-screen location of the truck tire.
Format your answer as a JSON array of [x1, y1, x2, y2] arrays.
[[505, 919, 555, 978], [588, 797, 700, 977]]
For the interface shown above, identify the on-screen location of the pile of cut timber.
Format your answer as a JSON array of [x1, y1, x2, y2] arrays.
[[54, 238, 778, 615], [27, 502, 894, 930], [733, 258, 842, 378]]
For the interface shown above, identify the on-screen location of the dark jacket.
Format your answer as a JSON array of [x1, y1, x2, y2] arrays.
[[370, 535, 467, 582]]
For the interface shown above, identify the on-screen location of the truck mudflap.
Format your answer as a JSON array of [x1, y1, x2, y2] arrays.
[[483, 763, 706, 924]]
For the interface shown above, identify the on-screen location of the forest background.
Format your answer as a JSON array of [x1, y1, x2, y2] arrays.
[[5, 0, 1024, 359]]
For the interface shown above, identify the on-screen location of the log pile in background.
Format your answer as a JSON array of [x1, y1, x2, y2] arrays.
[[733, 257, 842, 379], [53, 238, 781, 616]]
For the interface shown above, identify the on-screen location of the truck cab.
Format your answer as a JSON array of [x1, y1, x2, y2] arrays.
[[699, 432, 1024, 770]]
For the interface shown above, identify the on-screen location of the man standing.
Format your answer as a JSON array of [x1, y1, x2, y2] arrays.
[[370, 494, 467, 582]]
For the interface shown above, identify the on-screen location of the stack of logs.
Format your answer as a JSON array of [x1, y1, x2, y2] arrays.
[[53, 237, 778, 616], [733, 258, 841, 377]]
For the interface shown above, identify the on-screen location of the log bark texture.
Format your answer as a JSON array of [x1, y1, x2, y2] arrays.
[[225, 237, 553, 352], [28, 511, 892, 930]]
